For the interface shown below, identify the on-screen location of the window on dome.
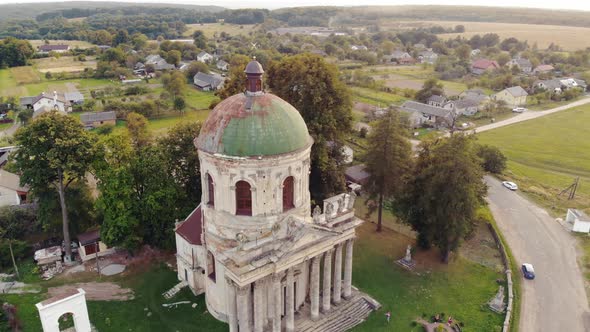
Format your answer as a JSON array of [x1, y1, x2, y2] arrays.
[[283, 176, 295, 212], [235, 181, 252, 216], [207, 174, 215, 207]]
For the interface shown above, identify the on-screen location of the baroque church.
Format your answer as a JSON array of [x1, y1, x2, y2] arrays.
[[174, 59, 379, 332]]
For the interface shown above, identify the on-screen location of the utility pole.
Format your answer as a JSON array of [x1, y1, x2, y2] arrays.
[[9, 240, 20, 280]]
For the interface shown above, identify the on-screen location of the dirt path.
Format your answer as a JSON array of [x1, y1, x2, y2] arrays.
[[48, 282, 134, 301]]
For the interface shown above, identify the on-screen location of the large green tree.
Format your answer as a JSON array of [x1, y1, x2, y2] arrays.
[[0, 37, 34, 68], [267, 53, 353, 201], [364, 110, 413, 232], [13, 112, 96, 262], [401, 135, 486, 263]]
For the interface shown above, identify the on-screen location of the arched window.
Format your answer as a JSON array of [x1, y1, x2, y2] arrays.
[[207, 251, 216, 282], [283, 176, 295, 212], [235, 181, 252, 216], [207, 174, 215, 207]]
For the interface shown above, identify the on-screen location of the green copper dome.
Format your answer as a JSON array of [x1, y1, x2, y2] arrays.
[[196, 92, 312, 157]]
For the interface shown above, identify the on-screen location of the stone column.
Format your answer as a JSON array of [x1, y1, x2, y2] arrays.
[[254, 279, 265, 332], [310, 256, 320, 321], [225, 277, 238, 332], [333, 243, 343, 304], [343, 239, 354, 299], [286, 268, 295, 332], [322, 249, 333, 313], [237, 284, 252, 332], [272, 273, 282, 332]]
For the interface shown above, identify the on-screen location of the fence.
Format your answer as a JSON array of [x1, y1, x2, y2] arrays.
[[487, 223, 514, 332]]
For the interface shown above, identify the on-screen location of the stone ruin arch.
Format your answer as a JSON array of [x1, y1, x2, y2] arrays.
[[36, 288, 91, 332]]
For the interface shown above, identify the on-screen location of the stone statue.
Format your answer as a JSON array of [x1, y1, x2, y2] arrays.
[[325, 202, 334, 217], [312, 205, 322, 223], [347, 191, 356, 210], [337, 197, 345, 213], [404, 245, 412, 262], [236, 232, 248, 250]]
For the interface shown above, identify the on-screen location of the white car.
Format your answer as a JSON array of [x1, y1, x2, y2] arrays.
[[512, 107, 527, 113], [502, 181, 518, 191]]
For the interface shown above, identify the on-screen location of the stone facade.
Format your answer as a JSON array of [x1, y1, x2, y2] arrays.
[[175, 59, 373, 331]]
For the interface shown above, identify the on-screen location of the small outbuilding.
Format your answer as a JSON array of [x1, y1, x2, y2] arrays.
[[77, 229, 115, 261], [566, 209, 590, 233], [80, 111, 116, 129], [345, 164, 370, 186]]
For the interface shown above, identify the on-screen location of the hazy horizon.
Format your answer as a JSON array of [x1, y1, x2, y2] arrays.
[[0, 0, 589, 12]]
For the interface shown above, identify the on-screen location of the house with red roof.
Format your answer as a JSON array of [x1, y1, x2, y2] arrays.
[[471, 59, 500, 75]]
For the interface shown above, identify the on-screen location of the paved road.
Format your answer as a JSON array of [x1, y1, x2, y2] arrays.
[[485, 176, 590, 332], [476, 96, 590, 134]]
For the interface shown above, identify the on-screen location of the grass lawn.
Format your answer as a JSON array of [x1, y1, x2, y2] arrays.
[[351, 86, 408, 106], [477, 104, 590, 216], [112, 110, 211, 137], [352, 223, 504, 331], [10, 66, 41, 84], [183, 22, 257, 38], [185, 88, 218, 110]]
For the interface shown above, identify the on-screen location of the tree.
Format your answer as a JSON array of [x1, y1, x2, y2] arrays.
[[173, 96, 186, 114], [131, 33, 148, 50], [401, 135, 486, 263], [454, 25, 466, 33], [165, 50, 182, 67], [0, 206, 37, 278], [364, 110, 413, 232], [157, 122, 202, 216], [497, 53, 511, 66], [454, 44, 472, 62], [113, 29, 129, 47], [192, 30, 207, 49], [126, 112, 150, 148], [0, 38, 35, 68], [267, 54, 353, 201], [415, 78, 445, 103], [162, 71, 186, 97], [215, 54, 250, 100], [13, 112, 96, 262], [477, 144, 507, 174], [185, 61, 209, 80]]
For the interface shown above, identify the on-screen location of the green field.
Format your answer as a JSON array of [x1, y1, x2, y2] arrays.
[[183, 22, 257, 38], [351, 86, 408, 106], [477, 105, 590, 215]]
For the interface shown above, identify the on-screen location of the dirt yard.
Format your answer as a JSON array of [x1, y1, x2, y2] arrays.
[[48, 282, 134, 301]]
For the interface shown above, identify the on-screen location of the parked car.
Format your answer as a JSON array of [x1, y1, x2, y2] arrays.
[[502, 181, 518, 191], [512, 107, 527, 113], [522, 263, 535, 279]]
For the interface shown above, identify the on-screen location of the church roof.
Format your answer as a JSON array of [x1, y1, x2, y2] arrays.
[[175, 204, 203, 245], [196, 61, 312, 157]]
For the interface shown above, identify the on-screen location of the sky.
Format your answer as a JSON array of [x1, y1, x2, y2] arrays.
[[1, 0, 590, 11]]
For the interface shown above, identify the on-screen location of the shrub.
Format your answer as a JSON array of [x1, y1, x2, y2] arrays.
[[0, 240, 29, 269], [94, 124, 115, 135], [359, 127, 368, 138]]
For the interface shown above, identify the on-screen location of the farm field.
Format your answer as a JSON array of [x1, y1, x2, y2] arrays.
[[477, 104, 590, 216], [9, 66, 41, 84], [389, 21, 590, 51], [351, 86, 407, 106], [32, 56, 98, 73], [183, 22, 257, 38], [28, 39, 95, 49]]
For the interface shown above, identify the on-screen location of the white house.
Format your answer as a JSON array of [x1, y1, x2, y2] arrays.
[[197, 51, 214, 63], [22, 91, 70, 117], [175, 203, 207, 295], [566, 209, 590, 233], [0, 169, 29, 207], [216, 60, 229, 71]]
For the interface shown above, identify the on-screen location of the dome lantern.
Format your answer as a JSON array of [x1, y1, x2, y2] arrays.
[[244, 58, 264, 93]]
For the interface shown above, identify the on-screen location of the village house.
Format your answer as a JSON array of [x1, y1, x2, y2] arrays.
[[427, 95, 447, 107], [175, 59, 378, 332], [400, 100, 454, 128], [38, 44, 70, 54], [216, 59, 229, 71], [77, 229, 115, 261], [144, 54, 175, 71], [533, 64, 555, 75], [197, 51, 214, 63], [0, 169, 29, 207], [390, 50, 415, 65], [459, 89, 490, 106], [345, 164, 370, 186], [471, 49, 481, 57], [80, 111, 116, 129], [471, 59, 500, 75], [418, 50, 438, 64], [566, 209, 590, 233], [64, 91, 84, 105], [449, 98, 480, 116], [351, 45, 368, 51], [492, 86, 528, 107], [507, 58, 533, 73], [20, 91, 70, 117], [193, 72, 225, 91], [534, 78, 587, 93]]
